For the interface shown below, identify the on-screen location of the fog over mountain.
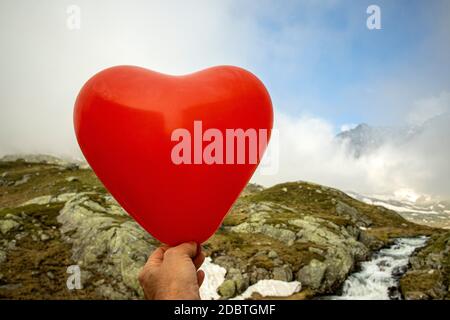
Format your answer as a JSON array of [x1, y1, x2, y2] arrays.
[[337, 112, 450, 158], [336, 123, 420, 158], [253, 109, 450, 200]]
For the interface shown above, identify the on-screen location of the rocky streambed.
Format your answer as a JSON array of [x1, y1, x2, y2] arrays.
[[323, 237, 428, 300]]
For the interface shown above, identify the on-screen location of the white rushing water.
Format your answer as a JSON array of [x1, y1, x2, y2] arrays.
[[327, 237, 428, 300]]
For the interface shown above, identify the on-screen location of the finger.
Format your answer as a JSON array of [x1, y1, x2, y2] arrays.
[[147, 246, 168, 266], [193, 251, 205, 270], [170, 241, 198, 258], [197, 270, 205, 287]]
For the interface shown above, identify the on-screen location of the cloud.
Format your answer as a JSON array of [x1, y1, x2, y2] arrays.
[[0, 0, 258, 158], [253, 92, 450, 199], [340, 123, 358, 132], [407, 91, 450, 125]]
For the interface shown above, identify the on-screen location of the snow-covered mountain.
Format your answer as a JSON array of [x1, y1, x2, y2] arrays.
[[337, 113, 449, 158], [336, 123, 420, 157], [346, 190, 450, 230]]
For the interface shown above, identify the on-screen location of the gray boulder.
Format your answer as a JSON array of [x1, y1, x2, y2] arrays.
[[57, 193, 157, 299], [296, 259, 327, 290], [272, 266, 293, 282], [0, 219, 20, 235], [218, 280, 236, 299]]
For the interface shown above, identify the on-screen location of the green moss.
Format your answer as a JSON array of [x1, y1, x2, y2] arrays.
[[265, 211, 301, 226], [0, 161, 106, 208], [398, 231, 450, 299], [0, 198, 104, 299], [205, 230, 324, 273], [0, 203, 64, 242], [400, 270, 445, 298], [0, 203, 63, 221]]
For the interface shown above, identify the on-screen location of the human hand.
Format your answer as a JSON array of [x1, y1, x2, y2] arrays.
[[138, 242, 206, 300]]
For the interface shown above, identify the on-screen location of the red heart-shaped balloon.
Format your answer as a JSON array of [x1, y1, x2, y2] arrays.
[[74, 65, 273, 245]]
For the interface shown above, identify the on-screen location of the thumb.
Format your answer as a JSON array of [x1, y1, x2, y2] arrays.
[[170, 241, 198, 258]]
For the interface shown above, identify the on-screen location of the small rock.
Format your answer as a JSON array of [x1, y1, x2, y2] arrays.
[[5, 213, 19, 220], [273, 258, 283, 266], [296, 259, 327, 290], [234, 275, 249, 294], [94, 279, 106, 286], [0, 283, 22, 290], [47, 271, 55, 279], [7, 240, 16, 250], [0, 219, 20, 235], [308, 247, 324, 256], [0, 250, 7, 264], [404, 291, 428, 300], [268, 250, 278, 259], [15, 232, 28, 241], [66, 176, 79, 182], [14, 174, 31, 186], [40, 233, 51, 242], [392, 265, 407, 277], [64, 163, 79, 171], [250, 267, 269, 284], [84, 200, 107, 213], [218, 280, 236, 298], [272, 266, 293, 281]]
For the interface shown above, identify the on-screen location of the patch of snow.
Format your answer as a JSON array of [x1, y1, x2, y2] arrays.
[[199, 258, 301, 300], [371, 201, 439, 214], [393, 188, 422, 203], [232, 280, 301, 300], [199, 257, 227, 300]]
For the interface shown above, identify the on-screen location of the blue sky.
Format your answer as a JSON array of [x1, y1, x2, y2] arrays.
[[236, 0, 450, 129]]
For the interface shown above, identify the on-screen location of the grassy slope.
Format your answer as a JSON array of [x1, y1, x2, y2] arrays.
[[230, 181, 434, 242], [0, 160, 107, 299]]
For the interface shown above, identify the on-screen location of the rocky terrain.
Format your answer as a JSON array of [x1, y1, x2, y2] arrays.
[[347, 192, 450, 230], [400, 231, 450, 299], [0, 155, 448, 299]]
